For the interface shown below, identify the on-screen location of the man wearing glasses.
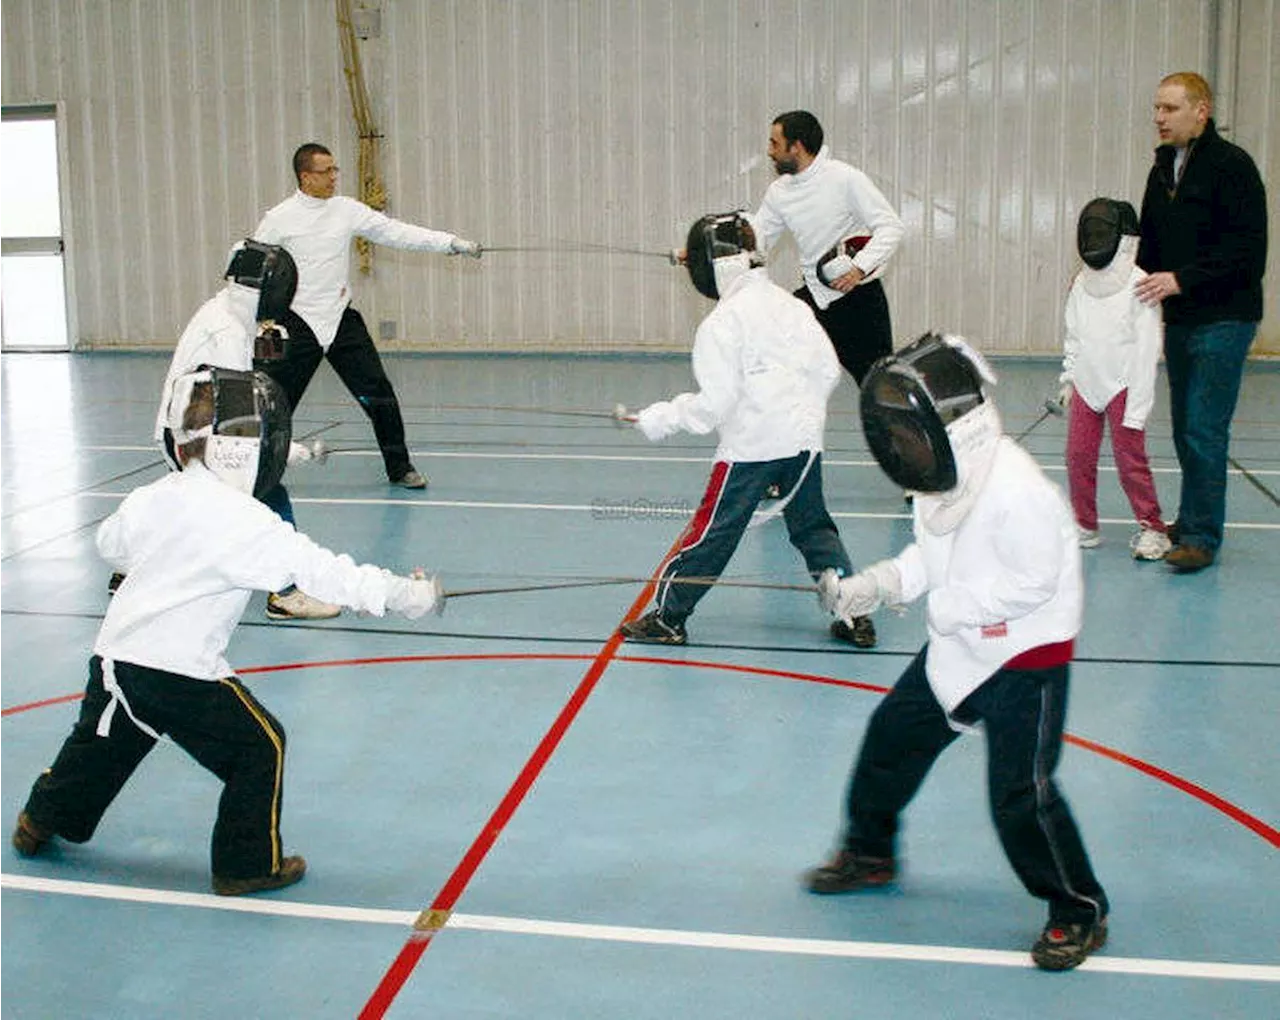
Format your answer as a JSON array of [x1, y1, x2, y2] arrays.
[[254, 142, 482, 489]]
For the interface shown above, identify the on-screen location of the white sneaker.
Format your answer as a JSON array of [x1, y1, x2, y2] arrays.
[[1130, 528, 1173, 561], [1077, 527, 1101, 549], [266, 590, 342, 621]]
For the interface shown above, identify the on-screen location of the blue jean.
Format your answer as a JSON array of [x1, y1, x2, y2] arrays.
[[1163, 320, 1256, 553]]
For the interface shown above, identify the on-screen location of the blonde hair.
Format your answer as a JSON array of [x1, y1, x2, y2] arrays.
[[1160, 72, 1213, 109]]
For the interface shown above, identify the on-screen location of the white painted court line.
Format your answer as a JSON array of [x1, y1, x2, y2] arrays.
[[76, 491, 1280, 531], [78, 444, 1280, 476], [5, 873, 1277, 982]]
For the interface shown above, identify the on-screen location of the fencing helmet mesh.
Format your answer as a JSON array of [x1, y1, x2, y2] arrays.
[[859, 332, 997, 494], [225, 239, 298, 324], [1076, 198, 1139, 271], [684, 212, 759, 299], [166, 367, 293, 498]]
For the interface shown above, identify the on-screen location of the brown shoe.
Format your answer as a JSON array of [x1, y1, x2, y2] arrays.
[[12, 812, 53, 857], [213, 855, 307, 896], [830, 616, 877, 648], [804, 849, 897, 894], [1165, 543, 1215, 573]]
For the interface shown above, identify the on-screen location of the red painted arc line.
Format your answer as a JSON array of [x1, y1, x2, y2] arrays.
[[4, 653, 1275, 850], [357, 551, 680, 1019]]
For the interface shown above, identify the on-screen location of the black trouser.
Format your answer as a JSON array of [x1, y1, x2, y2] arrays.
[[794, 280, 893, 385], [23, 657, 287, 881], [841, 648, 1108, 926], [654, 452, 853, 623], [264, 306, 413, 480]]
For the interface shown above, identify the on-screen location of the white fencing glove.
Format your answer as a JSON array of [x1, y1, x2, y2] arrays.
[[385, 572, 445, 619], [635, 402, 681, 441], [287, 439, 329, 466], [449, 237, 483, 259], [1057, 380, 1074, 410], [819, 561, 903, 620]]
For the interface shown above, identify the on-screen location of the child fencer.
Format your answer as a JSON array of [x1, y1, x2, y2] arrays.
[[1061, 198, 1170, 560], [12, 368, 444, 896], [148, 239, 342, 619], [620, 211, 874, 648], [812, 333, 1109, 971]]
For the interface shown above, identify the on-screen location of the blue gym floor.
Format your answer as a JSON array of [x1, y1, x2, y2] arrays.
[[2, 350, 1277, 1019]]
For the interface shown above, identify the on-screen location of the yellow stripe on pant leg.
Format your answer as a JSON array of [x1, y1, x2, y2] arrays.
[[219, 678, 285, 873]]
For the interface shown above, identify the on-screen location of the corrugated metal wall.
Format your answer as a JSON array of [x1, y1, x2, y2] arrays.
[[2, 0, 1274, 354]]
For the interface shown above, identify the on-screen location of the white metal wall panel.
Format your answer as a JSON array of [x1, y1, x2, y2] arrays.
[[1, 0, 1270, 354], [1233, 0, 1278, 354]]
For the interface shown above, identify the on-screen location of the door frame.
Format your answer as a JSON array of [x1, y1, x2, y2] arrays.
[[2, 101, 78, 352]]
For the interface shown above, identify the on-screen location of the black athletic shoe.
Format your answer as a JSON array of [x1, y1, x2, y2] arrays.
[[1031, 917, 1108, 971], [619, 611, 687, 646], [213, 855, 307, 896], [804, 849, 897, 894], [11, 812, 52, 857], [830, 616, 877, 648]]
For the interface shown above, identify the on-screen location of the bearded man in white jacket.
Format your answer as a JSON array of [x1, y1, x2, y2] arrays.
[[751, 110, 905, 386], [810, 333, 1110, 972], [620, 212, 874, 648], [11, 368, 445, 896], [254, 142, 482, 489]]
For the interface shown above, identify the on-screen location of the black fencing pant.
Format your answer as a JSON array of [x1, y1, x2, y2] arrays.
[[264, 305, 413, 480], [841, 647, 1109, 926], [795, 279, 894, 386], [23, 657, 287, 881], [654, 452, 853, 624]]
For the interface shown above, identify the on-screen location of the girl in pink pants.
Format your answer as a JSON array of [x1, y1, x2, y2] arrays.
[[1062, 198, 1170, 561]]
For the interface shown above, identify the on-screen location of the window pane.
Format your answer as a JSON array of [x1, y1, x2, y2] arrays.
[[1, 254, 68, 347], [1, 119, 61, 237]]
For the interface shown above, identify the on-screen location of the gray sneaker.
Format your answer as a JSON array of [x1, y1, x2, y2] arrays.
[[391, 468, 428, 489]]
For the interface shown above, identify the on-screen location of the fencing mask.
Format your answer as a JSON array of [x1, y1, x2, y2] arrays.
[[225, 240, 298, 361], [684, 211, 761, 299], [816, 233, 872, 287], [165, 367, 293, 498], [859, 332, 999, 494], [1076, 197, 1139, 271]]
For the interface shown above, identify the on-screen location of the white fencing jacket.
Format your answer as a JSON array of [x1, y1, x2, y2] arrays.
[[751, 146, 905, 309], [892, 439, 1083, 719], [154, 285, 257, 443], [1062, 264, 1163, 430], [95, 462, 403, 682], [255, 192, 457, 348], [642, 268, 840, 462]]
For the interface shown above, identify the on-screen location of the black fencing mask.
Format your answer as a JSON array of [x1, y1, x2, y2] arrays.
[[166, 367, 293, 498], [685, 212, 758, 299], [859, 333, 994, 493], [1076, 198, 1139, 271], [226, 239, 298, 324]]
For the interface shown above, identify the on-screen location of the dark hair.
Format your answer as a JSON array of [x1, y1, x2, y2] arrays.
[[292, 142, 332, 183], [176, 381, 214, 464], [772, 111, 823, 156]]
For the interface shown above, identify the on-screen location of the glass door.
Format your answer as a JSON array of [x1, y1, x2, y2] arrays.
[[1, 104, 72, 350]]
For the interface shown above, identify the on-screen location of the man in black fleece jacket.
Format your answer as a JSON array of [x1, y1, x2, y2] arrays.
[[1135, 71, 1268, 572]]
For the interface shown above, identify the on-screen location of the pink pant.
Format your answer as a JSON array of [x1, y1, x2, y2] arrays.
[[1065, 389, 1165, 532]]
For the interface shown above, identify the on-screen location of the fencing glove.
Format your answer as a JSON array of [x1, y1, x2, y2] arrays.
[[449, 238, 483, 258], [1057, 380, 1074, 410], [385, 572, 445, 619], [818, 561, 903, 620], [636, 402, 681, 441]]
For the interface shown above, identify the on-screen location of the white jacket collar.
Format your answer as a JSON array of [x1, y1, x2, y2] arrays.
[[294, 189, 329, 208]]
